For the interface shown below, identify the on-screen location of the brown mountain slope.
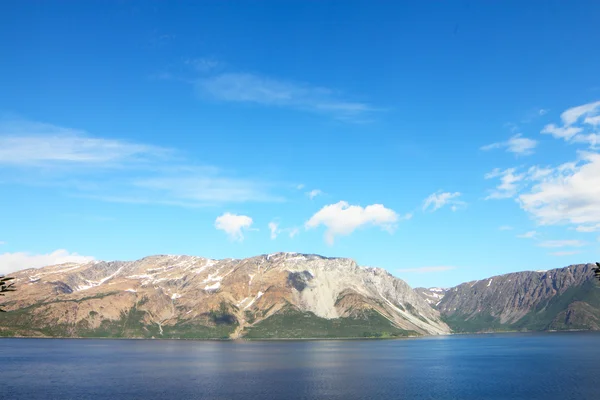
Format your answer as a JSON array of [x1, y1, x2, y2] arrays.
[[0, 252, 449, 339]]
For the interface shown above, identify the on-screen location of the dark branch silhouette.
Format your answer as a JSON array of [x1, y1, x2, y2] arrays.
[[593, 262, 600, 282], [0, 276, 16, 312]]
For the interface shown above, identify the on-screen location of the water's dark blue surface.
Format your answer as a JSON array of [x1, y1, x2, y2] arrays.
[[1, 333, 599, 399]]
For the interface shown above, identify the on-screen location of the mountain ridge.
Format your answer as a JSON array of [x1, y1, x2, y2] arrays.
[[0, 252, 449, 339], [1, 254, 598, 338]]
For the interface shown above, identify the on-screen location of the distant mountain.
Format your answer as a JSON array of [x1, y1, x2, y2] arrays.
[[413, 287, 448, 307], [416, 264, 600, 333], [0, 253, 449, 339]]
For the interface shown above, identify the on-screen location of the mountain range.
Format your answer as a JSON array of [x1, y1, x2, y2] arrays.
[[0, 253, 598, 339]]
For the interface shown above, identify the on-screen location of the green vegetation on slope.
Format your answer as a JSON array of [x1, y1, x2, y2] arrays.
[[0, 301, 238, 339], [442, 280, 600, 333], [243, 307, 417, 339]]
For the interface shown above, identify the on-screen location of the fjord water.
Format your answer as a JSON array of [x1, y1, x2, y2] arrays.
[[1, 333, 599, 400]]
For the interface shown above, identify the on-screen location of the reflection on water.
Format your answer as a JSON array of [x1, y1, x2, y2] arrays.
[[1, 333, 599, 399]]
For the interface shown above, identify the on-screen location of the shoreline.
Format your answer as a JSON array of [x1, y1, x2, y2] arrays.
[[1, 329, 597, 342]]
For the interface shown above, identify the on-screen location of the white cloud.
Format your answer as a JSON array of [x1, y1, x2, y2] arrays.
[[575, 223, 600, 232], [268, 221, 299, 240], [0, 241, 5, 245], [517, 230, 537, 239], [215, 213, 253, 241], [197, 73, 375, 121], [541, 125, 583, 140], [481, 134, 538, 155], [499, 225, 513, 231], [518, 152, 600, 226], [539, 109, 548, 116], [422, 191, 464, 212], [185, 57, 221, 73], [296, 184, 305, 190], [561, 101, 600, 125], [268, 222, 279, 240], [537, 240, 587, 248], [484, 168, 525, 199], [396, 266, 456, 273], [0, 118, 282, 207], [549, 251, 580, 257], [0, 119, 169, 167], [0, 249, 94, 275], [541, 100, 600, 147], [305, 201, 404, 245], [307, 189, 323, 200], [133, 174, 282, 205], [584, 115, 600, 126]]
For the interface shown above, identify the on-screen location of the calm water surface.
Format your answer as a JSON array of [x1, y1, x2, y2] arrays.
[[1, 333, 599, 399]]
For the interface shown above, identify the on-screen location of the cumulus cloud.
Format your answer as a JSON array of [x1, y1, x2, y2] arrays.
[[517, 230, 537, 239], [307, 189, 322, 200], [422, 191, 464, 212], [305, 201, 405, 245], [541, 100, 600, 147], [537, 240, 587, 248], [518, 152, 600, 226], [215, 213, 253, 241], [0, 249, 94, 275], [481, 134, 538, 155], [396, 266, 456, 273]]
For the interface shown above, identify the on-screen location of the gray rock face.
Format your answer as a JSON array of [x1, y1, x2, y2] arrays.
[[430, 264, 600, 331]]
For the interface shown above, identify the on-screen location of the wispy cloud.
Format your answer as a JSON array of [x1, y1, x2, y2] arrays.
[[575, 223, 600, 232], [306, 201, 409, 245], [484, 168, 525, 199], [422, 191, 465, 212], [132, 173, 283, 205], [0, 249, 94, 275], [517, 230, 537, 239], [396, 266, 456, 273], [549, 251, 580, 257], [537, 240, 587, 248], [481, 134, 538, 156], [196, 72, 377, 121], [268, 221, 299, 240], [0, 118, 283, 207], [499, 225, 513, 231], [541, 100, 600, 148], [307, 189, 323, 200], [0, 119, 170, 167], [215, 213, 253, 241], [184, 57, 221, 73]]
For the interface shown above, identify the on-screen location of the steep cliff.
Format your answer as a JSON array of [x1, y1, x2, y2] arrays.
[[417, 264, 600, 332]]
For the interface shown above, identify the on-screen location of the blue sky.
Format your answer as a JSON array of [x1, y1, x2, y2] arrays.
[[1, 1, 599, 288]]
